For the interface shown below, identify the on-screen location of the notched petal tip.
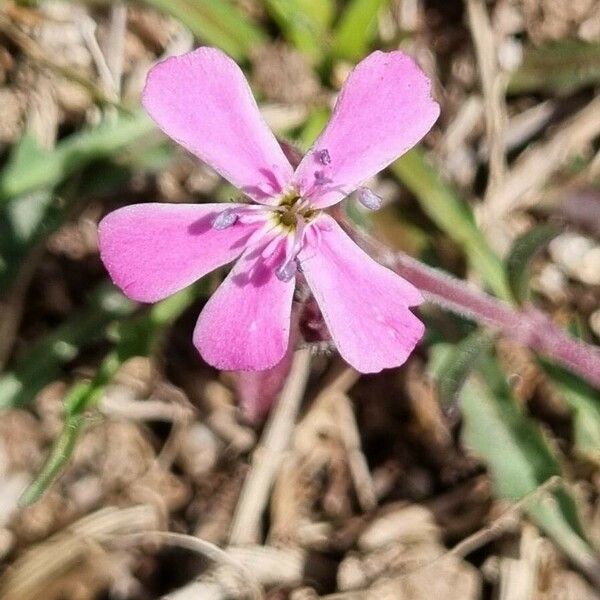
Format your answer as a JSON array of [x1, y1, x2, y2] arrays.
[[141, 46, 294, 205], [293, 49, 440, 209], [97, 202, 254, 304], [299, 216, 425, 373]]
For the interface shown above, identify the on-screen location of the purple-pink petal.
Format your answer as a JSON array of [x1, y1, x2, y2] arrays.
[[194, 247, 295, 371], [294, 51, 440, 208], [143, 47, 294, 204], [298, 215, 424, 373], [98, 203, 257, 302], [231, 318, 297, 422]]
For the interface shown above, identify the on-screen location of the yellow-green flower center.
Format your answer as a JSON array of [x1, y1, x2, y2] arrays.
[[273, 189, 316, 231]]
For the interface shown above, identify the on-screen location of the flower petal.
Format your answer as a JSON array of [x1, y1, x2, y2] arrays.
[[143, 47, 294, 203], [98, 203, 258, 302], [294, 51, 440, 208], [299, 215, 424, 373], [230, 317, 298, 422], [194, 247, 295, 370]]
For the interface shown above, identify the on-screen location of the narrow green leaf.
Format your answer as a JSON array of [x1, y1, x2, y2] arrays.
[[18, 285, 200, 504], [461, 356, 599, 572], [391, 148, 512, 301], [331, 0, 388, 61], [0, 283, 136, 410], [19, 408, 84, 505], [506, 224, 560, 304], [261, 0, 327, 62], [297, 0, 334, 29], [542, 362, 600, 466], [0, 140, 176, 292], [0, 190, 54, 292], [509, 41, 600, 95], [297, 107, 330, 149], [0, 111, 155, 202], [433, 330, 496, 411], [140, 0, 266, 60]]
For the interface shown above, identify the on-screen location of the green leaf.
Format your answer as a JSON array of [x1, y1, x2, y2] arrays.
[[433, 330, 496, 411], [19, 407, 84, 505], [297, 107, 330, 149], [0, 190, 54, 291], [0, 283, 136, 410], [297, 0, 334, 29], [332, 0, 389, 61], [19, 285, 200, 504], [391, 148, 512, 301], [261, 0, 329, 62], [141, 0, 266, 61], [506, 224, 560, 305], [0, 138, 177, 292], [0, 111, 155, 202], [542, 361, 600, 466], [509, 41, 600, 95], [461, 356, 599, 572]]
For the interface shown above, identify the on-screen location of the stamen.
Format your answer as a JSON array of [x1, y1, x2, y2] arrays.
[[245, 221, 278, 250], [317, 149, 331, 165], [212, 208, 238, 230], [276, 259, 297, 282], [357, 187, 382, 210], [261, 235, 283, 259], [290, 215, 306, 256], [275, 215, 306, 282]]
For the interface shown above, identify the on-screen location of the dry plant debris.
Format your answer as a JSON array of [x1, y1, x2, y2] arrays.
[[0, 0, 599, 598]]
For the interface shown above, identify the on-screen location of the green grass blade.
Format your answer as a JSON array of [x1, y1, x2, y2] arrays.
[[261, 0, 329, 62], [297, 107, 330, 149], [141, 0, 266, 60], [0, 111, 155, 202], [433, 330, 496, 411], [0, 283, 136, 410], [506, 223, 561, 304], [331, 0, 389, 61], [391, 148, 512, 301], [18, 285, 199, 504], [19, 406, 84, 506], [461, 356, 599, 572], [297, 0, 334, 29], [542, 361, 600, 466], [509, 41, 600, 95]]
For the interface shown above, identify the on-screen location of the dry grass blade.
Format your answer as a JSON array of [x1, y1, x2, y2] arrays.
[[111, 532, 266, 600], [104, 3, 127, 96], [449, 476, 562, 559], [0, 12, 127, 110], [163, 545, 305, 599], [229, 348, 312, 545], [328, 391, 377, 512], [0, 505, 160, 600], [484, 94, 600, 252], [466, 0, 507, 193], [466, 0, 510, 252]]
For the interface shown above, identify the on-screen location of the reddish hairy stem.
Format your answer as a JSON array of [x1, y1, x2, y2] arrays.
[[278, 139, 600, 387], [345, 218, 600, 389]]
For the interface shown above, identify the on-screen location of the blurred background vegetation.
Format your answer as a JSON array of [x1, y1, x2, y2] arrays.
[[0, 0, 599, 598]]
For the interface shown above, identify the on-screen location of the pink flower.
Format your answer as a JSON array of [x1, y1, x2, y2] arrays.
[[98, 47, 439, 373]]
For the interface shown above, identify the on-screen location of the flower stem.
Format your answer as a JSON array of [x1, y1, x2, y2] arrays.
[[345, 219, 600, 389]]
